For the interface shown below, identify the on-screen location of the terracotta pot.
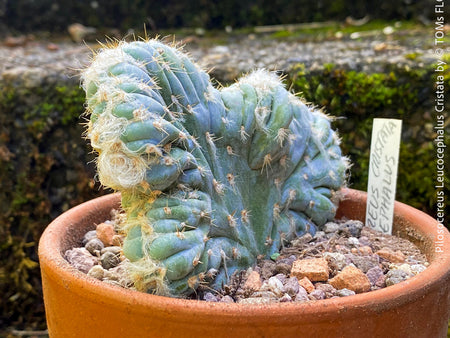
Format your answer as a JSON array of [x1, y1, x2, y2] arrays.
[[39, 189, 450, 337]]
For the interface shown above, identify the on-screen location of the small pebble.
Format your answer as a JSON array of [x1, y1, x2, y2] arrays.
[[366, 266, 384, 286], [46, 43, 59, 51], [274, 263, 291, 275], [100, 251, 120, 269], [101, 246, 122, 256], [345, 220, 364, 237], [4, 36, 27, 47], [279, 293, 292, 302], [65, 248, 97, 273], [85, 238, 104, 255], [358, 236, 371, 247], [383, 26, 395, 35], [276, 255, 296, 266], [329, 265, 371, 293], [102, 269, 118, 281], [334, 244, 351, 254], [87, 265, 105, 280], [82, 230, 97, 246], [298, 277, 315, 293], [410, 264, 427, 275], [291, 258, 329, 282], [394, 263, 413, 275], [335, 288, 356, 297], [323, 222, 340, 234], [294, 286, 309, 302], [283, 277, 300, 297], [96, 222, 115, 246], [260, 260, 276, 279], [243, 270, 262, 293], [274, 273, 287, 283], [352, 246, 373, 256], [375, 274, 387, 288], [313, 231, 326, 241], [385, 269, 412, 286], [323, 252, 347, 271], [261, 276, 285, 297], [203, 292, 218, 302], [220, 295, 235, 303], [347, 237, 360, 246], [107, 264, 131, 285], [376, 247, 406, 263], [315, 283, 336, 296], [349, 254, 379, 273], [309, 289, 326, 300]]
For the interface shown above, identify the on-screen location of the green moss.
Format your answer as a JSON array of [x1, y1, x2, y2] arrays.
[[0, 81, 103, 332], [270, 30, 295, 39], [290, 64, 418, 116], [434, 56, 450, 84], [54, 86, 86, 125], [441, 53, 450, 64], [404, 52, 422, 61], [15, 85, 85, 134]]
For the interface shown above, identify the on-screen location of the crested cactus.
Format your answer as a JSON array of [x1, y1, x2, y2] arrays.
[[82, 39, 349, 296]]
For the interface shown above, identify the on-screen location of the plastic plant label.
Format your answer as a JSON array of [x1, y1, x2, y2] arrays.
[[365, 118, 402, 234]]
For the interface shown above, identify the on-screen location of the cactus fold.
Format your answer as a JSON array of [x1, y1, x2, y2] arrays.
[[82, 39, 349, 296]]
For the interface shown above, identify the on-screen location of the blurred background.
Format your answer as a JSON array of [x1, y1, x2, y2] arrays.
[[0, 0, 449, 336], [0, 0, 439, 34]]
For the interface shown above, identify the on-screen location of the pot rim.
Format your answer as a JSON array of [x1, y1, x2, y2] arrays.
[[38, 188, 450, 321]]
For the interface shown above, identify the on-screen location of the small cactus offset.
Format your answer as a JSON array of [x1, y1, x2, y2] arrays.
[[82, 39, 349, 296]]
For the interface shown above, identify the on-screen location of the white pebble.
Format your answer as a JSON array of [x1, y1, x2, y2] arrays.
[[410, 264, 427, 275], [383, 26, 394, 35], [348, 237, 360, 246], [324, 252, 347, 271], [261, 277, 285, 297]]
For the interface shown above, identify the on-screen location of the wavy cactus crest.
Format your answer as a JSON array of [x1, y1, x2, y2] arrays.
[[82, 39, 349, 296]]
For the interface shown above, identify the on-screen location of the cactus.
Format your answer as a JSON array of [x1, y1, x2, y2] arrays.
[[82, 39, 349, 296]]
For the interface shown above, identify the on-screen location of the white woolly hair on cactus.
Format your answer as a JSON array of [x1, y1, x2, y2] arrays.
[[82, 46, 152, 190], [237, 68, 284, 95]]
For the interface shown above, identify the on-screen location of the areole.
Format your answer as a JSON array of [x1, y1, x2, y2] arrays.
[[39, 189, 450, 337]]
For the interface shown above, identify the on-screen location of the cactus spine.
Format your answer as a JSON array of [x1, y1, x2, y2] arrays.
[[82, 39, 349, 296]]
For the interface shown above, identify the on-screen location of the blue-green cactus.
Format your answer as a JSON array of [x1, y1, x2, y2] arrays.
[[82, 39, 349, 296]]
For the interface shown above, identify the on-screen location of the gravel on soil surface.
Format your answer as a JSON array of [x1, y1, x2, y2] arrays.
[[65, 210, 428, 304]]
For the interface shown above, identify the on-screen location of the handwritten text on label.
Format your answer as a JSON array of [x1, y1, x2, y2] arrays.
[[366, 119, 402, 234]]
